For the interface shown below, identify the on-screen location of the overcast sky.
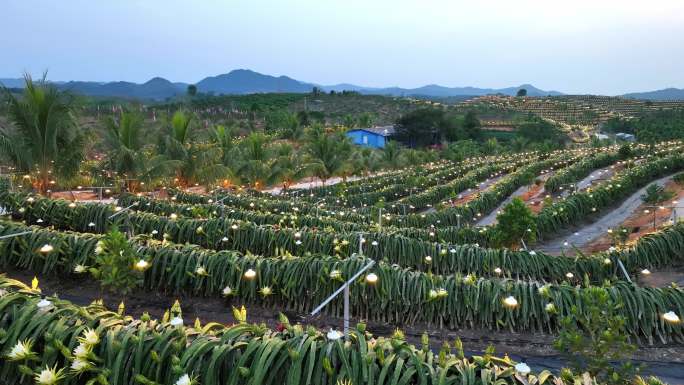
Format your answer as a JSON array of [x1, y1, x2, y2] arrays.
[[1, 0, 682, 95]]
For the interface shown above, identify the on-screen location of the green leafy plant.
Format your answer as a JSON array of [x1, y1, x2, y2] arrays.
[[554, 286, 640, 384], [641, 183, 675, 205], [609, 226, 631, 248], [673, 172, 684, 186], [494, 197, 537, 249], [0, 74, 85, 194], [89, 227, 146, 295], [618, 144, 633, 159], [0, 278, 615, 385]]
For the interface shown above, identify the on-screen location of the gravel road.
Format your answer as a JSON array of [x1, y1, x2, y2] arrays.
[[537, 174, 677, 254]]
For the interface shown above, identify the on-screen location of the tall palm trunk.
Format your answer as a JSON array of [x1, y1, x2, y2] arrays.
[[39, 158, 50, 195]]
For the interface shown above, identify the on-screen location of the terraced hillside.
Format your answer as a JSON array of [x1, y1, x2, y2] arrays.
[[460, 95, 684, 130]]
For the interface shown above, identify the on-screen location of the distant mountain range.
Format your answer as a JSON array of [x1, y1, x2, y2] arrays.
[[323, 82, 562, 98], [1, 69, 682, 101], [622, 88, 684, 101]]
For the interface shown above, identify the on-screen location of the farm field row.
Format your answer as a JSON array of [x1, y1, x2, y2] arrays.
[[1, 143, 683, 385]]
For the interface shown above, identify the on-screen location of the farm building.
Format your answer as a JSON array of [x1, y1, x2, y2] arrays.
[[346, 125, 396, 148]]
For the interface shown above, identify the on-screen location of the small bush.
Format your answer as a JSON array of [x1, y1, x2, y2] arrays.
[[89, 227, 146, 295], [673, 172, 684, 186], [494, 197, 537, 249], [554, 287, 640, 384], [641, 183, 675, 205]]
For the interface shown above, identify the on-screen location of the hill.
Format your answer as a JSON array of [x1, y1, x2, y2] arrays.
[[0, 69, 562, 100], [622, 88, 684, 101], [0, 78, 26, 88], [197, 69, 314, 94], [58, 77, 186, 100], [327, 83, 562, 97]]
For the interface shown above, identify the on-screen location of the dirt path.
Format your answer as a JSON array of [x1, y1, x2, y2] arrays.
[[476, 184, 529, 226], [264, 171, 391, 195], [573, 164, 618, 192], [537, 174, 678, 254], [639, 269, 684, 288], [477, 172, 554, 226], [584, 179, 684, 252], [422, 175, 506, 214]]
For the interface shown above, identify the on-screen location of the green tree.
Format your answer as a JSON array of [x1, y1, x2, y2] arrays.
[[517, 116, 564, 143], [210, 124, 236, 167], [249, 103, 260, 120], [0, 74, 85, 194], [269, 143, 315, 189], [394, 108, 445, 147], [159, 110, 193, 183], [234, 132, 272, 188], [618, 144, 633, 159], [342, 114, 356, 129], [297, 110, 310, 127], [493, 197, 536, 248], [160, 110, 228, 186], [88, 227, 146, 295], [554, 287, 639, 384], [516, 88, 527, 97], [602, 117, 636, 134], [282, 112, 304, 140], [603, 110, 684, 142], [187, 84, 197, 97], [380, 140, 403, 169], [266, 111, 302, 139], [483, 138, 502, 155], [103, 111, 176, 192], [673, 172, 684, 186], [358, 112, 374, 128], [349, 147, 381, 176], [443, 111, 481, 142], [510, 136, 530, 152], [462, 111, 482, 139], [305, 126, 352, 184], [441, 140, 480, 162], [640, 183, 674, 205]]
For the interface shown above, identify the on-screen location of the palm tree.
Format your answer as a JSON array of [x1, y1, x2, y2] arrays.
[[269, 143, 315, 189], [305, 127, 352, 184], [0, 74, 84, 194], [234, 132, 272, 189], [342, 114, 356, 129], [160, 110, 228, 187], [510, 137, 530, 152], [281, 112, 303, 140], [103, 111, 177, 191], [211, 124, 236, 166], [381, 140, 404, 169], [159, 110, 192, 185], [185, 143, 230, 187], [349, 147, 381, 176], [358, 112, 374, 128]]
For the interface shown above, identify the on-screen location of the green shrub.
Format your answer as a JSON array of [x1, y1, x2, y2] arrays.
[[554, 286, 640, 384], [494, 197, 537, 248], [641, 184, 675, 205], [673, 172, 684, 186], [88, 227, 147, 295]]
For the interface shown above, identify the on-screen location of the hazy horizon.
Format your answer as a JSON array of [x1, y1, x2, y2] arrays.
[[2, 0, 683, 95]]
